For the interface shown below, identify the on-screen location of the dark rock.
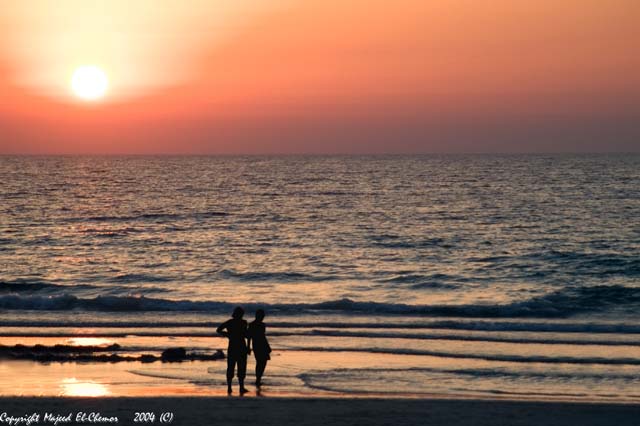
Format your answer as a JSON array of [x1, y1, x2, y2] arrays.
[[161, 347, 187, 362], [140, 354, 157, 363]]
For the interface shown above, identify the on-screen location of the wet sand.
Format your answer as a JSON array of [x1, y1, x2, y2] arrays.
[[0, 397, 638, 426]]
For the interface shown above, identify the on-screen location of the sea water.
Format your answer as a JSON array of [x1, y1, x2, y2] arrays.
[[0, 155, 639, 400]]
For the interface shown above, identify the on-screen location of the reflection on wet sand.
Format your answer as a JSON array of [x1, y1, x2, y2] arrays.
[[60, 378, 110, 397]]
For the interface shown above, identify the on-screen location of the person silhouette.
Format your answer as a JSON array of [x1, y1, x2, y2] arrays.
[[247, 309, 272, 388], [217, 306, 249, 395]]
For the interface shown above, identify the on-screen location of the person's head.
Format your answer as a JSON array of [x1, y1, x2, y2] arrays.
[[232, 306, 245, 320], [255, 309, 265, 322]]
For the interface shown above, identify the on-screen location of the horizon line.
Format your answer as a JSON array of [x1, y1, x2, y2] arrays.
[[1, 151, 639, 157]]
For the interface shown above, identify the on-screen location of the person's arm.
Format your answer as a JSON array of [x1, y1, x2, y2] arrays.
[[246, 324, 252, 355], [266, 324, 272, 353], [216, 320, 230, 337]]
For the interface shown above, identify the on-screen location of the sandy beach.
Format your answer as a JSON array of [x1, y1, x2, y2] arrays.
[[1, 397, 638, 426]]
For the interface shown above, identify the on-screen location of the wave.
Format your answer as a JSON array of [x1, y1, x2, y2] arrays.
[[286, 346, 640, 366], [277, 320, 640, 334], [217, 269, 340, 282], [369, 235, 450, 249], [304, 285, 639, 318], [298, 367, 640, 398], [78, 227, 143, 237], [377, 273, 462, 289], [2, 328, 637, 347], [106, 273, 173, 283], [418, 321, 640, 334], [322, 366, 640, 381], [294, 285, 640, 318], [0, 285, 638, 317], [307, 330, 640, 346], [0, 280, 93, 293], [66, 211, 229, 224], [0, 279, 170, 295], [475, 251, 640, 277], [4, 318, 640, 336]]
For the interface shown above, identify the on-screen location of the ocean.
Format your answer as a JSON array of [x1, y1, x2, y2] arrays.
[[1, 155, 639, 399]]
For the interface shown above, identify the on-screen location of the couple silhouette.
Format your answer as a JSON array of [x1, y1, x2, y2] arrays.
[[217, 307, 271, 395]]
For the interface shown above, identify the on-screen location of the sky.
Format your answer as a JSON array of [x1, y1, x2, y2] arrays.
[[0, 0, 639, 154]]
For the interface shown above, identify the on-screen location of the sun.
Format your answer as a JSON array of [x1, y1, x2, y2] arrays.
[[71, 66, 109, 101]]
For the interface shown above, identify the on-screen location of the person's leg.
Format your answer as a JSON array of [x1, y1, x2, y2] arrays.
[[238, 355, 248, 393], [255, 358, 267, 386], [226, 356, 236, 394]]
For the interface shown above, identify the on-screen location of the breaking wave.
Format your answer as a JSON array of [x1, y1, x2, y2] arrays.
[[0, 284, 637, 318], [287, 346, 640, 365]]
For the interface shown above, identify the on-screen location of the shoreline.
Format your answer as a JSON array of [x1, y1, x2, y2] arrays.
[[0, 396, 638, 426], [1, 347, 639, 403]]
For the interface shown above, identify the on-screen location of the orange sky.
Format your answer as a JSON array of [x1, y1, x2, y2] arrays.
[[1, 0, 639, 154]]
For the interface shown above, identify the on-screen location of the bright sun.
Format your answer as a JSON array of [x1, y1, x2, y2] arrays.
[[71, 66, 108, 101]]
